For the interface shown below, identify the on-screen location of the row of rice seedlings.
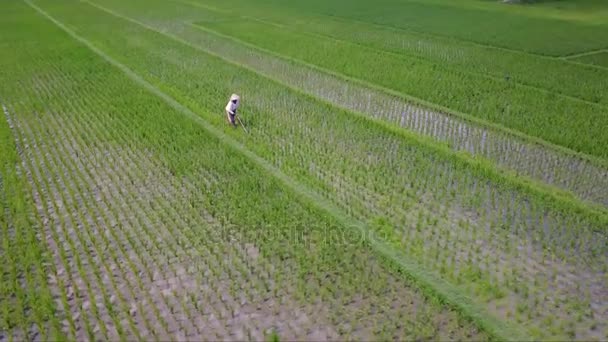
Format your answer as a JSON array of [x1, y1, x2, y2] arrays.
[[19, 111, 136, 341], [56, 124, 198, 339], [6, 76, 96, 342], [0, 112, 30, 340], [10, 61, 175, 340], [31, 120, 143, 339], [7, 106, 107, 341], [42, 83, 210, 340], [0, 105, 62, 341], [35, 113, 166, 340], [46, 84, 194, 338], [3, 99, 80, 342]]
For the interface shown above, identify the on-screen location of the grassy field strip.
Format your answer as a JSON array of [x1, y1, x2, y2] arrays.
[[193, 18, 608, 160], [399, 0, 608, 24], [185, 0, 608, 57], [81, 0, 608, 211], [191, 0, 608, 74], [25, 1, 520, 339], [176, 0, 608, 107], [320, 14, 608, 73]]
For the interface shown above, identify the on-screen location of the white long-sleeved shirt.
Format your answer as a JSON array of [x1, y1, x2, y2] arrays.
[[225, 94, 240, 114]]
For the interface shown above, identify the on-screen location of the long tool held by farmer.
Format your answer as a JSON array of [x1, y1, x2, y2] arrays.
[[237, 115, 249, 133], [225, 94, 240, 127]]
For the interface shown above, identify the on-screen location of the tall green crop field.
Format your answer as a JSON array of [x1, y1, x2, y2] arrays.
[[1, 0, 607, 340]]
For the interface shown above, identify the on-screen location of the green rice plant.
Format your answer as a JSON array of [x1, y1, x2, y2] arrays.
[[29, 3, 604, 336], [4, 0, 606, 340]]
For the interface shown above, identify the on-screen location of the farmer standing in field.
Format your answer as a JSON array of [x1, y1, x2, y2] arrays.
[[225, 93, 241, 127]]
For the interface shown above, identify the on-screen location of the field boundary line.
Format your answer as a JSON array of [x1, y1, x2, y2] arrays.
[[75, 0, 608, 218], [176, 0, 608, 110], [564, 59, 608, 71], [24, 1, 530, 340], [562, 48, 608, 59], [183, 22, 608, 170]]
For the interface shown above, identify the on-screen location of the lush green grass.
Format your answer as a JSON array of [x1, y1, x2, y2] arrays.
[[195, 0, 608, 56], [180, 1, 608, 105]]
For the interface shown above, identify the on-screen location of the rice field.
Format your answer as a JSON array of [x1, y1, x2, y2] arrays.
[[1, 0, 607, 341]]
